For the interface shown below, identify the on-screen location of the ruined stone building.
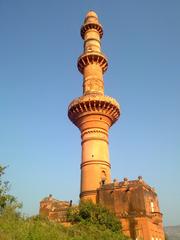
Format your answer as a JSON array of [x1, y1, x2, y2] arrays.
[[40, 11, 165, 240]]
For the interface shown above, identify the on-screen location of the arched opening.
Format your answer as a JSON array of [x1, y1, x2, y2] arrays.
[[150, 200, 155, 212], [101, 170, 106, 185]]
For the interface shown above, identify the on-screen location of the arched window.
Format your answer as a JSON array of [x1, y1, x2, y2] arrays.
[[101, 170, 106, 185], [150, 200, 155, 212]]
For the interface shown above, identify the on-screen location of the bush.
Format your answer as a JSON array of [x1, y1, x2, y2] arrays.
[[67, 222, 130, 240], [0, 208, 68, 240], [0, 164, 130, 239], [0, 208, 130, 240], [67, 201, 122, 232]]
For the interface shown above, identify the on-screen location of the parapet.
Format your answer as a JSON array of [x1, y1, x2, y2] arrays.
[[99, 176, 156, 194], [39, 194, 72, 223]]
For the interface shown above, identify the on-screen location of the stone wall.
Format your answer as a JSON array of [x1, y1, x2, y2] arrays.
[[97, 177, 165, 240], [39, 194, 71, 223]]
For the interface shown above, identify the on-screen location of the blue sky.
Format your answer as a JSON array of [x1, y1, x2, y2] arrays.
[[0, 0, 179, 226]]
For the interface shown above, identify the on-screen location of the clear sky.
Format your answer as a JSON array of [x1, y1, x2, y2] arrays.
[[0, 0, 179, 226]]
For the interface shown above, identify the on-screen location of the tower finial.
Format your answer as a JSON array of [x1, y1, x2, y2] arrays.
[[84, 10, 98, 24], [78, 11, 106, 95]]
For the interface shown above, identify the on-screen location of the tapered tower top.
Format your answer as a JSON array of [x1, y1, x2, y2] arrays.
[[85, 10, 98, 18], [81, 10, 103, 41], [69, 10, 120, 127], [83, 11, 101, 30], [84, 11, 98, 22]]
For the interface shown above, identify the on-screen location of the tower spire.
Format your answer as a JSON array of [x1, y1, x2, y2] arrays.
[[78, 11, 107, 95], [68, 11, 120, 202]]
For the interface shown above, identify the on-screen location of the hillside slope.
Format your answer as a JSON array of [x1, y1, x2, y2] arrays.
[[165, 225, 180, 240]]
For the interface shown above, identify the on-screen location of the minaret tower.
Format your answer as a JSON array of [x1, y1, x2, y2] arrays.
[[68, 11, 120, 202]]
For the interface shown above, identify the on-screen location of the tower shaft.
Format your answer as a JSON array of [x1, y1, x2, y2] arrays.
[[68, 11, 120, 202]]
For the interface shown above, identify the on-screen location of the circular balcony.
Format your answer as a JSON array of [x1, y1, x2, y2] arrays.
[[68, 95, 120, 126], [77, 52, 108, 74], [81, 23, 103, 39]]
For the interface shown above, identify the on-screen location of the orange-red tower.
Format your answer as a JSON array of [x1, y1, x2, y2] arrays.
[[68, 11, 120, 202]]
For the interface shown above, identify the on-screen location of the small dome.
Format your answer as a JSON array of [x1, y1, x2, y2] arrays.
[[85, 10, 98, 19], [84, 10, 99, 24]]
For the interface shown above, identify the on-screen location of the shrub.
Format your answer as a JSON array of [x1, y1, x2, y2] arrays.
[[0, 165, 21, 214], [67, 201, 121, 232], [0, 165, 130, 240], [0, 208, 130, 240]]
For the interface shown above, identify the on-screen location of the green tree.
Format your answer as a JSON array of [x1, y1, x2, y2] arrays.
[[0, 165, 21, 213], [67, 201, 121, 233]]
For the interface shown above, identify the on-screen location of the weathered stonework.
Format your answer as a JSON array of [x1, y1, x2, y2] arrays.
[[97, 177, 165, 240], [39, 195, 71, 224]]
